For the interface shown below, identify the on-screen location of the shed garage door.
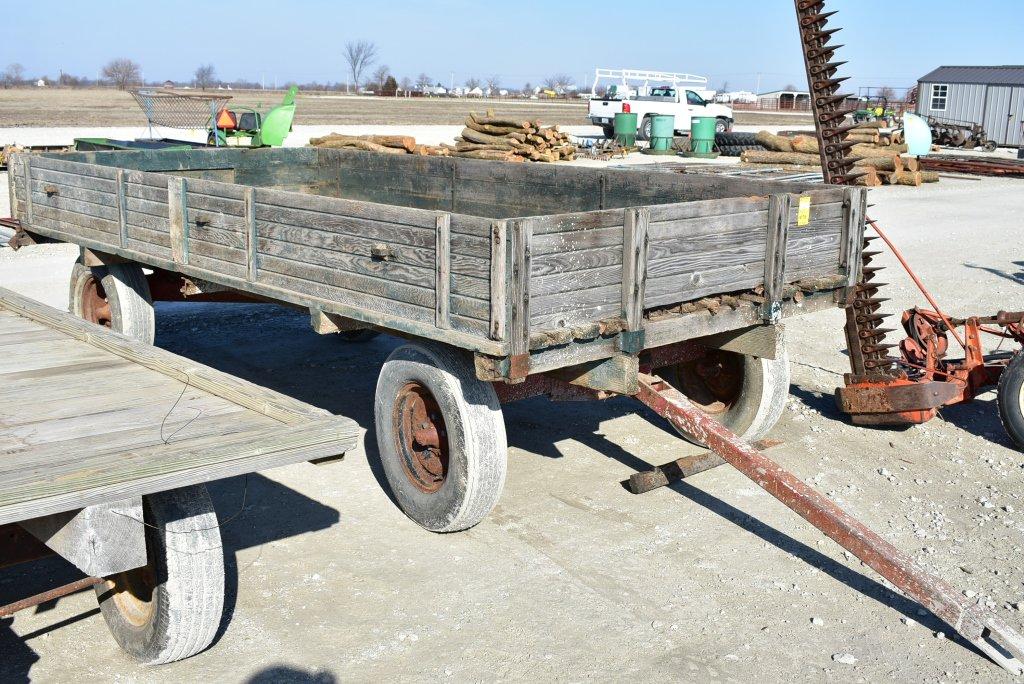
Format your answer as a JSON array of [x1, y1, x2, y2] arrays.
[[984, 86, 1024, 146]]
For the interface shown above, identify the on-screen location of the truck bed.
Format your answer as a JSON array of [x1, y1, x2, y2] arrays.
[[6, 147, 863, 379], [0, 286, 358, 525]]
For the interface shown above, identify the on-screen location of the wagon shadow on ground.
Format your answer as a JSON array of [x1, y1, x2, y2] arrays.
[[141, 303, 989, 665], [964, 260, 1024, 286], [502, 388, 988, 663]]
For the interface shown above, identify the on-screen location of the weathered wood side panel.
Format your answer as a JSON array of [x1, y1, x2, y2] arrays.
[[251, 187, 491, 336], [529, 209, 625, 330]]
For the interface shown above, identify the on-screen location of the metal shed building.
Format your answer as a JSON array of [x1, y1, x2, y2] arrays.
[[915, 66, 1024, 146]]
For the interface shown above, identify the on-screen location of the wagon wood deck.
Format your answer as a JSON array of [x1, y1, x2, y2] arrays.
[[7, 148, 863, 379], [0, 287, 359, 525]]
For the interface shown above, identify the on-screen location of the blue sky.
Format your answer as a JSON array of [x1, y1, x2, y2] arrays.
[[6, 1, 1023, 93]]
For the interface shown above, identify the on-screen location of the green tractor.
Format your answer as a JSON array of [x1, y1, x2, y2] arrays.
[[852, 96, 898, 127], [208, 86, 298, 147]]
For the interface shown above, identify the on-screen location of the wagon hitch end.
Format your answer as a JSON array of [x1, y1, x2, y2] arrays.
[[633, 372, 1024, 675]]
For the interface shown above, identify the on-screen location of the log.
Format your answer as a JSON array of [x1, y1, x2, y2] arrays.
[[310, 138, 409, 154], [454, 150, 524, 162], [740, 149, 819, 165], [919, 171, 939, 183], [901, 156, 920, 172], [464, 118, 530, 137], [755, 131, 794, 152], [854, 120, 889, 129], [308, 133, 416, 152], [887, 171, 922, 186], [790, 135, 820, 154], [853, 167, 882, 187], [469, 111, 530, 129], [854, 156, 902, 172], [455, 141, 516, 152]]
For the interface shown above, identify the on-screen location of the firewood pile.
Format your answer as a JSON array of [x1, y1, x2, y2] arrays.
[[454, 111, 576, 162], [308, 134, 451, 156], [740, 127, 939, 187]]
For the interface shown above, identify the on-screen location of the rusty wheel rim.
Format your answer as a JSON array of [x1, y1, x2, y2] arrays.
[[106, 550, 157, 627], [393, 382, 450, 494], [672, 350, 745, 415], [81, 275, 113, 329]]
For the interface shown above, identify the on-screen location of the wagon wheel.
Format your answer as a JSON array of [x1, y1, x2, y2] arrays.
[[997, 352, 1024, 450], [69, 261, 155, 344], [655, 347, 791, 446], [374, 341, 507, 532], [96, 485, 225, 664]]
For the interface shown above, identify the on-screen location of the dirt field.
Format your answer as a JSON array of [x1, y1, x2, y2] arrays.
[[0, 87, 810, 127], [0, 130, 1022, 681]]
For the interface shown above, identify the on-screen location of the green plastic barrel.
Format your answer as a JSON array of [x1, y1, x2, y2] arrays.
[[644, 114, 675, 155], [690, 116, 716, 155], [613, 112, 638, 147]]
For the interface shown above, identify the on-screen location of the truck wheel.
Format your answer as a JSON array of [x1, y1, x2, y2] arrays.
[[656, 347, 790, 445], [997, 352, 1024, 450], [374, 341, 507, 533], [638, 116, 652, 141], [96, 485, 224, 665], [715, 117, 731, 133], [69, 260, 155, 344], [602, 125, 615, 139]]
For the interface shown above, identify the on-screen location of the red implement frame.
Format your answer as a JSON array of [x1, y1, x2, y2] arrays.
[[634, 372, 1024, 674]]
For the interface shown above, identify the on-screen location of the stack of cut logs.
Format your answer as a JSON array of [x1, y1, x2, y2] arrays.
[[454, 111, 576, 162], [741, 125, 939, 187], [308, 134, 451, 156]]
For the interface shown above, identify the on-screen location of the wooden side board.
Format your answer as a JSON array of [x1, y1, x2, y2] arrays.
[[8, 149, 856, 375], [0, 287, 360, 525]]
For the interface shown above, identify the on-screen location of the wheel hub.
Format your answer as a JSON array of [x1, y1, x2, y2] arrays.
[[393, 382, 450, 493], [671, 350, 745, 415], [81, 275, 113, 329], [106, 559, 157, 627]]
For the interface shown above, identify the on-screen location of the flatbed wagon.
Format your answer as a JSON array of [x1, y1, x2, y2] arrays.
[[7, 147, 1024, 672], [0, 286, 357, 663], [5, 146, 864, 532]]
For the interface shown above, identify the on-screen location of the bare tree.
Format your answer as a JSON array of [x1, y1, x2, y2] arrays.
[[464, 77, 481, 91], [522, 82, 533, 96], [194, 64, 216, 90], [543, 73, 574, 93], [415, 72, 432, 90], [1, 63, 25, 88], [877, 86, 896, 101], [782, 83, 798, 92], [399, 76, 412, 93], [372, 64, 390, 93], [720, 80, 730, 92], [485, 75, 501, 93], [344, 40, 378, 91], [102, 58, 141, 90]]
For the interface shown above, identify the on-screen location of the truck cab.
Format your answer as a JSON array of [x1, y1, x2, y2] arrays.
[[587, 68, 734, 139]]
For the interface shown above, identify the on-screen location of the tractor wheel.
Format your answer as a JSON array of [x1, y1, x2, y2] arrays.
[[997, 352, 1024, 451], [374, 341, 507, 532], [69, 260, 155, 344], [715, 117, 731, 133], [983, 140, 998, 152], [96, 485, 224, 664], [655, 347, 790, 446]]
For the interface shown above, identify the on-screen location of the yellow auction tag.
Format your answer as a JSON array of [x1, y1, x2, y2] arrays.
[[797, 196, 811, 226]]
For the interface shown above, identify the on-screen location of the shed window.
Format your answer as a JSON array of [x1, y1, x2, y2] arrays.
[[930, 84, 948, 111]]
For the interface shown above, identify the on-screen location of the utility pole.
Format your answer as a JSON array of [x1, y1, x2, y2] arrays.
[[450, 72, 454, 92], [755, 72, 761, 95]]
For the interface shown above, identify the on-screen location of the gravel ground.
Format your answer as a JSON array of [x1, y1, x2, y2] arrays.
[[0, 132, 1022, 682]]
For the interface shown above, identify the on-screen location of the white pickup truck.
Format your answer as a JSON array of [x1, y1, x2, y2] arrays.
[[587, 68, 734, 139]]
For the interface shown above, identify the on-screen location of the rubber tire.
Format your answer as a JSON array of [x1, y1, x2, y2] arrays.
[[637, 116, 652, 142], [601, 125, 615, 139], [69, 260, 155, 344], [96, 485, 224, 665], [997, 352, 1024, 451], [374, 341, 507, 533], [715, 132, 758, 147], [715, 117, 730, 134], [659, 348, 791, 446]]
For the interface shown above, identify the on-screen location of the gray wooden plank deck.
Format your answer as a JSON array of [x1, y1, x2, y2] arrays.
[[0, 289, 360, 525]]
